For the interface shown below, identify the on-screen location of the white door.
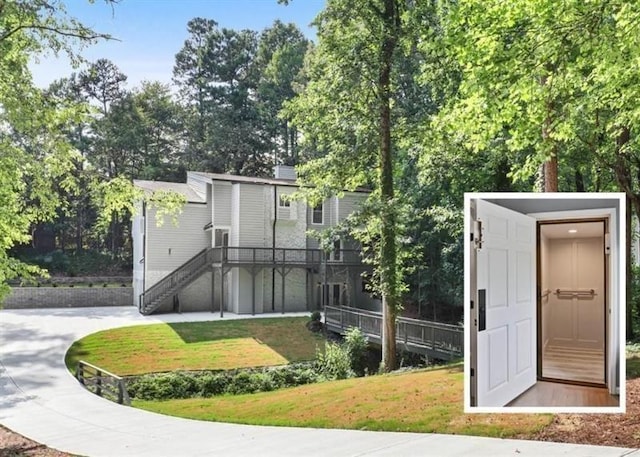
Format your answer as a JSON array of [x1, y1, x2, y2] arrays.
[[476, 200, 537, 407]]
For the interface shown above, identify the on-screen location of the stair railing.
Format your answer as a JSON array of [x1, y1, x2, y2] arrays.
[[139, 247, 214, 314]]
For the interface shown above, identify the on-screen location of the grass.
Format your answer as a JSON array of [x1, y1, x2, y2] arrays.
[[133, 364, 552, 437], [65, 317, 323, 376]]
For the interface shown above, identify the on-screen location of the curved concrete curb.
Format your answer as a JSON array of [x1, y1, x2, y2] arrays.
[[0, 307, 637, 457]]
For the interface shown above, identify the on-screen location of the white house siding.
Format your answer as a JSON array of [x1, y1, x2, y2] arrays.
[[213, 181, 232, 228], [144, 203, 210, 290]]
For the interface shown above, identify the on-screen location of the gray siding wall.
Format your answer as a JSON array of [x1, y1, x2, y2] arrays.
[[145, 202, 210, 288], [238, 183, 267, 246], [338, 192, 366, 221], [213, 181, 232, 228]]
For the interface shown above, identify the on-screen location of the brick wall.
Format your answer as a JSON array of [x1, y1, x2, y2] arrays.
[[3, 287, 133, 309]]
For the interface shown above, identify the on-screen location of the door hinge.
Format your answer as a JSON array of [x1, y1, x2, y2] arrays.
[[470, 368, 475, 377], [470, 299, 474, 309], [473, 219, 483, 250]]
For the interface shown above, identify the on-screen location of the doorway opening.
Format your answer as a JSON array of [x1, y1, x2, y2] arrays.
[[537, 219, 607, 386]]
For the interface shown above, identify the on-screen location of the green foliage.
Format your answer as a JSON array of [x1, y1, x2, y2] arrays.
[[343, 327, 369, 376], [310, 311, 322, 322], [17, 249, 128, 277], [127, 364, 321, 401], [314, 341, 354, 381], [0, 1, 114, 299]]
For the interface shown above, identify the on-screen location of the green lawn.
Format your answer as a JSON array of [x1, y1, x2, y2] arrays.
[[65, 317, 323, 376], [134, 365, 552, 437]]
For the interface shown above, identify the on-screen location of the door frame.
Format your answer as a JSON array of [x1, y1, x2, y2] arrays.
[[536, 217, 608, 387], [529, 208, 619, 396], [466, 194, 624, 411]]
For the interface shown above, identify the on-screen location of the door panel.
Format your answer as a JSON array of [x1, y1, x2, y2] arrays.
[[476, 200, 536, 407], [547, 237, 604, 350]]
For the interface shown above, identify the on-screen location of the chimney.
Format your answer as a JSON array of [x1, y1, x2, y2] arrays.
[[274, 165, 297, 181]]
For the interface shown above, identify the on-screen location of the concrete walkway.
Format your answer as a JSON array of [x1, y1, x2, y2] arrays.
[[0, 307, 637, 457]]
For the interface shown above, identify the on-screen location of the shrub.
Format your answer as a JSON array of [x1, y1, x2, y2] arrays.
[[126, 363, 324, 401], [307, 311, 324, 332], [314, 341, 354, 380], [127, 372, 199, 400], [343, 327, 369, 376], [199, 373, 228, 397]]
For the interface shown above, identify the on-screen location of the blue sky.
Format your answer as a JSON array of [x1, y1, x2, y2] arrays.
[[31, 0, 325, 89]]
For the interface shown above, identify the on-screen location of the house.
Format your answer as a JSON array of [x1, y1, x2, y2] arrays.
[[132, 165, 379, 316]]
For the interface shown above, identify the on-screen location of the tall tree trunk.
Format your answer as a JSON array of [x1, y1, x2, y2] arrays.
[[541, 74, 558, 192], [543, 155, 558, 192], [627, 197, 634, 341], [379, 0, 400, 372]]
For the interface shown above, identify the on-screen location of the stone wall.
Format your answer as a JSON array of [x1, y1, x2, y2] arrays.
[[3, 286, 133, 309]]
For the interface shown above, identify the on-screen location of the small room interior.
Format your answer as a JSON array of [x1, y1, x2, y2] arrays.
[[539, 221, 606, 386]]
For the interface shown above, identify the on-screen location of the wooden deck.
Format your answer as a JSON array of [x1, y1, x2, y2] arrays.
[[211, 247, 364, 268], [324, 305, 463, 361]]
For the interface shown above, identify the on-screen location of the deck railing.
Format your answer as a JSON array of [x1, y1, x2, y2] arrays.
[[139, 246, 366, 315], [209, 247, 363, 266], [76, 360, 130, 405], [324, 305, 463, 359]]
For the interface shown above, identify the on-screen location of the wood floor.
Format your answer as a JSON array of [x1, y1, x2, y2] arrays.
[[542, 345, 604, 384], [508, 381, 618, 407]]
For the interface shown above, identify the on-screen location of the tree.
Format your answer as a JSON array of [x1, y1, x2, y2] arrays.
[[255, 20, 309, 166], [173, 19, 268, 175], [0, 0, 113, 297], [428, 0, 640, 337], [286, 0, 413, 371]]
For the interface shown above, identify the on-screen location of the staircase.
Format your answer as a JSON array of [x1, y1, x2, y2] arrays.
[[139, 247, 215, 315]]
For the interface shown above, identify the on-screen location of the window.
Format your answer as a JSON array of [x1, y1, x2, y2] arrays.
[[331, 239, 341, 261], [312, 202, 324, 224], [278, 195, 290, 208]]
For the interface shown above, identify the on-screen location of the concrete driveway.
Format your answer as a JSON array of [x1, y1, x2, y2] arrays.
[[0, 307, 637, 457]]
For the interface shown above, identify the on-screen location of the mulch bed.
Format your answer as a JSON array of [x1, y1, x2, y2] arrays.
[[523, 378, 640, 448], [0, 426, 71, 457]]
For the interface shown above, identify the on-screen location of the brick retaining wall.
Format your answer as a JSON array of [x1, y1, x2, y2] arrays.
[[3, 286, 133, 309]]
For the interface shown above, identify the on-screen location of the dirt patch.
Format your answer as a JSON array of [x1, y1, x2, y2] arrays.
[[0, 425, 71, 457], [523, 378, 640, 448]]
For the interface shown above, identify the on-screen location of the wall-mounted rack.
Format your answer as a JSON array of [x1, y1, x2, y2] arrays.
[[553, 288, 596, 297]]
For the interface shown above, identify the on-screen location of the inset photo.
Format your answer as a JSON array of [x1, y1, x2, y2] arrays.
[[464, 193, 625, 413]]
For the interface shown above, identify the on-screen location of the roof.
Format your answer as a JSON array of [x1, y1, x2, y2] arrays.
[[190, 171, 299, 187], [189, 171, 370, 193], [133, 180, 206, 203]]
